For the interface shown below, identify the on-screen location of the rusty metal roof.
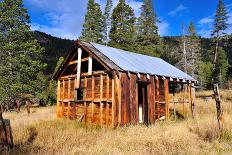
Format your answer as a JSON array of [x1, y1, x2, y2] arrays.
[[89, 42, 195, 81]]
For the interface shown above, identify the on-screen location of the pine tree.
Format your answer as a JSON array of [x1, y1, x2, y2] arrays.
[[103, 0, 113, 44], [137, 0, 159, 45], [80, 0, 104, 43], [212, 0, 228, 82], [186, 21, 201, 79], [0, 0, 46, 104], [134, 0, 162, 56], [109, 0, 136, 50]]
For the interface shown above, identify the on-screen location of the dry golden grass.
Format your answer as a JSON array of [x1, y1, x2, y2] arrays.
[[3, 90, 232, 155]]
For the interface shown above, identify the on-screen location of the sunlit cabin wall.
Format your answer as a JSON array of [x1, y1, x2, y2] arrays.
[[113, 72, 169, 126], [56, 46, 114, 127]]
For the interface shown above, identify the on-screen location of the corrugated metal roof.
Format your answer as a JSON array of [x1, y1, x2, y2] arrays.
[[90, 42, 195, 81]]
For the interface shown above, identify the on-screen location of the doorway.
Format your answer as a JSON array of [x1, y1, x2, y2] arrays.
[[138, 82, 148, 124]]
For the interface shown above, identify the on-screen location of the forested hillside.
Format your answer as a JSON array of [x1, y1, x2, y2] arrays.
[[34, 30, 232, 85], [34, 31, 74, 75]]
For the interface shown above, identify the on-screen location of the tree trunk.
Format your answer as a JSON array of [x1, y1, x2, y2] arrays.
[[0, 105, 8, 151], [213, 34, 224, 130], [213, 84, 224, 129]]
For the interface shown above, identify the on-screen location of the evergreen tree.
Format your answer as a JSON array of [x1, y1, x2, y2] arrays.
[[109, 0, 136, 50], [80, 0, 104, 43], [186, 21, 201, 79], [103, 0, 113, 44], [134, 0, 162, 57], [198, 62, 213, 89], [0, 0, 46, 104], [212, 0, 228, 83], [137, 0, 159, 45]]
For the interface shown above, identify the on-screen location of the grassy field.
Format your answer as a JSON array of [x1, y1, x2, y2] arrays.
[[3, 90, 232, 155]]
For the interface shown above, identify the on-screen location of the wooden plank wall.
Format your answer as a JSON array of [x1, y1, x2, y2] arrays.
[[57, 73, 113, 127], [57, 71, 194, 127]]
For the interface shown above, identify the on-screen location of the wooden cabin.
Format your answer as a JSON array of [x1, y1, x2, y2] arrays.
[[53, 40, 197, 127]]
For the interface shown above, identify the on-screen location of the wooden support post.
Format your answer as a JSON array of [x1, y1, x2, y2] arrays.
[[88, 56, 92, 75], [118, 74, 122, 125], [106, 75, 109, 101], [62, 80, 65, 117], [135, 77, 138, 124], [164, 79, 170, 120], [77, 48, 82, 89], [84, 77, 87, 100], [106, 103, 110, 126], [188, 84, 192, 117], [156, 78, 160, 123], [67, 79, 71, 118], [56, 80, 61, 117], [84, 102, 87, 123], [100, 74, 103, 127], [91, 76, 95, 123], [111, 78, 115, 127], [191, 83, 196, 118]]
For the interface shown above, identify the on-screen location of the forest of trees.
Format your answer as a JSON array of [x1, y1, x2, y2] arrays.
[[80, 0, 232, 89], [0, 0, 231, 107]]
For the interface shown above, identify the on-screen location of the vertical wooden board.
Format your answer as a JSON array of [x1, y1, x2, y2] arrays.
[[86, 77, 92, 99], [106, 102, 110, 126], [126, 74, 131, 124], [130, 74, 134, 124], [156, 78, 160, 122], [84, 77, 87, 100], [111, 78, 115, 127], [56, 80, 61, 117], [103, 75, 108, 99], [88, 56, 92, 75], [94, 76, 100, 99], [131, 74, 137, 124], [135, 76, 139, 124], [106, 75, 110, 100], [164, 79, 170, 120], [68, 79, 71, 99], [109, 78, 112, 99], [77, 48, 82, 88], [149, 76, 155, 123], [120, 73, 126, 125], [100, 74, 103, 127], [70, 79, 75, 99], [113, 75, 118, 126]]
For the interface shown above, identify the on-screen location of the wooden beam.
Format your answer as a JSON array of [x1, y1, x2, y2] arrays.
[[62, 80, 65, 117], [118, 74, 122, 125], [106, 102, 110, 126], [68, 57, 89, 65], [156, 78, 160, 123], [191, 83, 196, 118], [56, 80, 61, 117], [88, 56, 92, 75], [91, 76, 95, 123], [135, 76, 139, 124], [76, 48, 82, 89], [164, 79, 170, 120], [111, 77, 115, 127], [84, 77, 87, 100], [100, 74, 103, 127], [106, 75, 109, 100]]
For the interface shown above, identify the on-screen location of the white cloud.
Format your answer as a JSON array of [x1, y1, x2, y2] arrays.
[[168, 4, 188, 16], [157, 20, 169, 36], [197, 9, 232, 37], [25, 0, 88, 39], [25, 0, 142, 40], [198, 16, 214, 25]]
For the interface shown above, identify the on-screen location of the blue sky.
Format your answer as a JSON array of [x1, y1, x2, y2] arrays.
[[23, 0, 232, 40]]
